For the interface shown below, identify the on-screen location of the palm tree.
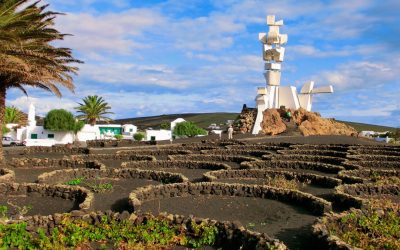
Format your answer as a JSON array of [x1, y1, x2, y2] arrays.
[[75, 95, 113, 125], [4, 106, 27, 125], [0, 0, 81, 163]]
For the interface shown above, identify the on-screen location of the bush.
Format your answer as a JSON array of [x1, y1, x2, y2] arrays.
[[173, 121, 207, 137], [160, 122, 170, 130], [114, 134, 123, 140], [133, 133, 145, 141], [44, 109, 83, 132]]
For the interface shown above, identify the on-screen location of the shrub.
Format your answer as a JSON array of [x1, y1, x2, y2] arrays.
[[44, 109, 83, 132], [173, 121, 207, 137], [327, 200, 400, 249], [114, 134, 123, 140], [133, 133, 145, 141], [160, 122, 170, 130]]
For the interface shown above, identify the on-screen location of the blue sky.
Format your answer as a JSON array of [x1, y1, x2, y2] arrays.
[[6, 0, 400, 127]]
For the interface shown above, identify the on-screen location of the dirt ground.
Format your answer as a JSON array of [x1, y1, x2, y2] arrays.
[[139, 195, 317, 250]]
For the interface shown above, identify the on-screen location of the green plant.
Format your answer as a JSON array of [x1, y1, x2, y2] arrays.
[[0, 206, 8, 223], [87, 182, 113, 193], [0, 215, 218, 249], [263, 175, 303, 190], [327, 200, 400, 249], [75, 95, 113, 125], [133, 132, 145, 141], [64, 177, 85, 186], [173, 121, 207, 138], [160, 122, 170, 130], [44, 109, 83, 132], [114, 134, 123, 140]]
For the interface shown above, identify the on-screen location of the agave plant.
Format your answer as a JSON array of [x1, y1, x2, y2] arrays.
[[75, 95, 113, 125], [0, 0, 82, 164]]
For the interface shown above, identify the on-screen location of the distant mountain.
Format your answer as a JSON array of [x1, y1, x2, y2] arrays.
[[115, 112, 238, 129], [115, 112, 397, 132]]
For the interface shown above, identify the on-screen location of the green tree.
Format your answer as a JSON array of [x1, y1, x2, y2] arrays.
[[160, 122, 170, 130], [2, 106, 26, 135], [44, 109, 83, 133], [173, 121, 207, 137], [75, 95, 113, 125], [0, 0, 81, 164], [4, 106, 26, 125], [133, 132, 145, 141]]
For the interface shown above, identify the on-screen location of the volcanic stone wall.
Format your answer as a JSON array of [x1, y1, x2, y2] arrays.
[[129, 182, 331, 216], [242, 160, 345, 173], [0, 168, 15, 183], [121, 160, 231, 170], [168, 154, 260, 163], [37, 168, 188, 185], [8, 157, 106, 170], [0, 183, 93, 211]]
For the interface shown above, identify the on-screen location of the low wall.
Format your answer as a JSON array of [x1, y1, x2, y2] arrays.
[[290, 144, 350, 152], [5, 211, 287, 249], [225, 144, 286, 151], [334, 183, 400, 209], [348, 149, 400, 156], [70, 154, 156, 162], [117, 149, 192, 156], [349, 145, 400, 151], [338, 169, 400, 184], [277, 149, 348, 158], [264, 154, 345, 165], [241, 160, 345, 174], [342, 160, 400, 170], [168, 154, 260, 163], [23, 146, 89, 154], [346, 154, 400, 162], [201, 149, 272, 157], [86, 139, 148, 148], [0, 183, 93, 211], [0, 168, 15, 183], [121, 160, 231, 170], [8, 157, 106, 170], [129, 182, 331, 216], [38, 168, 188, 185], [312, 211, 359, 250], [203, 169, 342, 188]]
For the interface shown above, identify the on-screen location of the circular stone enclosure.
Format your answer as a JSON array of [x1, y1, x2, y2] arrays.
[[0, 168, 15, 183]]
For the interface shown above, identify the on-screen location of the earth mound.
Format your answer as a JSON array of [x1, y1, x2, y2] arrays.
[[293, 108, 357, 136], [260, 109, 287, 135]]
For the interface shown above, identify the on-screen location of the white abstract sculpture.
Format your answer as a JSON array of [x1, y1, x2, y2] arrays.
[[252, 15, 334, 135]]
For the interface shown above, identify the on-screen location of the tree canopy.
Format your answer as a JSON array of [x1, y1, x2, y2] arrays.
[[75, 95, 113, 125], [44, 109, 83, 132], [173, 121, 207, 137]]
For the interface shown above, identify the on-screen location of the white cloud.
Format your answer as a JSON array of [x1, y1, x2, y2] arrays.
[[8, 96, 77, 116]]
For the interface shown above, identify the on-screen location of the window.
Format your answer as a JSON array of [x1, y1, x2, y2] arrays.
[[31, 134, 38, 139], [48, 134, 54, 139], [129, 129, 133, 132]]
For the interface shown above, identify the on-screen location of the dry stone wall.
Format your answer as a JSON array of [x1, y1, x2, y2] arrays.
[[38, 168, 188, 185], [0, 168, 15, 183], [169, 154, 260, 163], [121, 160, 231, 170], [0, 183, 93, 211], [203, 169, 342, 188], [129, 182, 331, 216], [8, 157, 106, 170], [242, 160, 345, 174]]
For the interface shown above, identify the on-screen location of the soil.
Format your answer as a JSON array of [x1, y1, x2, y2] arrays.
[[73, 178, 160, 212], [13, 167, 63, 183], [0, 193, 79, 217], [139, 195, 317, 250]]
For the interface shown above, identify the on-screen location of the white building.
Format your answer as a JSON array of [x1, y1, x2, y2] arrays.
[[9, 104, 136, 146], [145, 129, 172, 141]]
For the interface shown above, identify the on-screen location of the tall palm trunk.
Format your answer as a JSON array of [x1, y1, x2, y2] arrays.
[[0, 84, 6, 166]]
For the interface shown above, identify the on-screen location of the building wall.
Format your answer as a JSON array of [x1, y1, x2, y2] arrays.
[[146, 129, 172, 141]]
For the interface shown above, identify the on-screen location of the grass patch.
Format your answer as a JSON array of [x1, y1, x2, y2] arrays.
[[0, 215, 218, 249], [263, 175, 305, 190], [64, 177, 85, 186], [327, 200, 400, 250]]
